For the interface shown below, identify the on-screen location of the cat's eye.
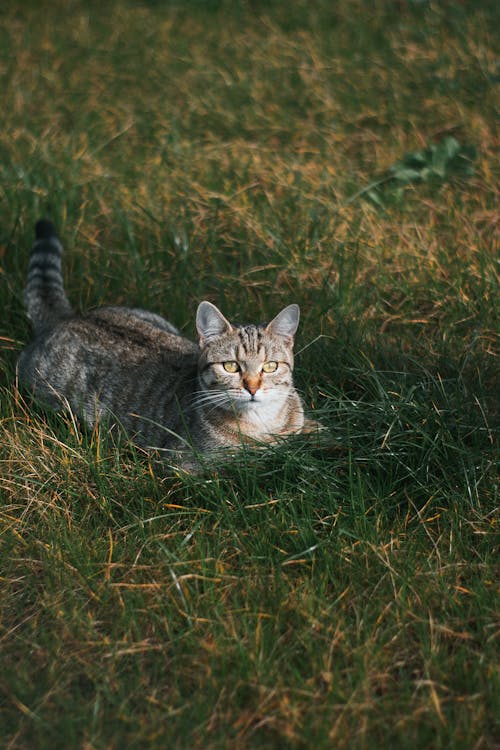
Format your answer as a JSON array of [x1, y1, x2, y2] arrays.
[[262, 361, 278, 373], [222, 361, 240, 373]]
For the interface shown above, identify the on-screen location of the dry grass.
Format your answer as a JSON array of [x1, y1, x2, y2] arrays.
[[0, 1, 498, 748]]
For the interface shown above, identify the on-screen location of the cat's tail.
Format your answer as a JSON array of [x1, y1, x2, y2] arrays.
[[24, 219, 73, 333]]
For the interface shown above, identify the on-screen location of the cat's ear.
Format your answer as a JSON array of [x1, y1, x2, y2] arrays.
[[266, 304, 300, 341], [196, 301, 232, 344]]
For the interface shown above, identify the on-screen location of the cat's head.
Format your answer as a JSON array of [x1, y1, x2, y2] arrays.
[[195, 301, 300, 413]]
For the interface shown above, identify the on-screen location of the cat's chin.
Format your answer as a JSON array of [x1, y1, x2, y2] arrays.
[[213, 389, 286, 415], [224, 393, 263, 413], [240, 399, 261, 411], [229, 398, 260, 413], [232, 391, 283, 413]]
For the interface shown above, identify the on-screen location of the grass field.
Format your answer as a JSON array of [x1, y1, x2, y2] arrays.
[[0, 1, 498, 747]]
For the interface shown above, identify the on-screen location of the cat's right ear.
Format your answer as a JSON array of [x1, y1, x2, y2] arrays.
[[196, 301, 232, 345], [266, 304, 300, 341]]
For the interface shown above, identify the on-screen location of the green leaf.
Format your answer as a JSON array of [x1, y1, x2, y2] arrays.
[[366, 188, 386, 208], [390, 166, 425, 183], [353, 137, 477, 208]]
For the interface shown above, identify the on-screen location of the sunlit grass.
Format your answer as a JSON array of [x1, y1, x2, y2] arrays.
[[0, 1, 498, 748]]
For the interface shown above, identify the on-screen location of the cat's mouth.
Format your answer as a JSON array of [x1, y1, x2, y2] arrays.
[[203, 387, 271, 414], [232, 394, 260, 409], [229, 389, 263, 410]]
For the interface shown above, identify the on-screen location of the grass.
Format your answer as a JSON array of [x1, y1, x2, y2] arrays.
[[0, 0, 498, 747]]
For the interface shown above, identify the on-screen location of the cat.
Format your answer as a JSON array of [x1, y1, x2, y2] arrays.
[[17, 219, 314, 472]]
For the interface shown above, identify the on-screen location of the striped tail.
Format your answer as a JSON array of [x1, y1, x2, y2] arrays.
[[24, 219, 73, 333]]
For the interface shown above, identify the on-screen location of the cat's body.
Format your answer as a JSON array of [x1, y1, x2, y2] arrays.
[[18, 220, 310, 470]]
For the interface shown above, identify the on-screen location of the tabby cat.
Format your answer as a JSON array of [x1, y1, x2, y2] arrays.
[[18, 219, 312, 471]]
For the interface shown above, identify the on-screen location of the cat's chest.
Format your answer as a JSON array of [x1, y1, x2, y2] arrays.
[[232, 397, 290, 437]]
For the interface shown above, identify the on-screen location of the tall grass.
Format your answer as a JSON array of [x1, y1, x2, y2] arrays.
[[0, 1, 498, 748]]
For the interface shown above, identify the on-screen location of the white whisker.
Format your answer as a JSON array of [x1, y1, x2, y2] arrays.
[[191, 390, 233, 411]]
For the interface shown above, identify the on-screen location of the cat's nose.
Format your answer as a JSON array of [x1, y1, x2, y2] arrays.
[[243, 378, 260, 396]]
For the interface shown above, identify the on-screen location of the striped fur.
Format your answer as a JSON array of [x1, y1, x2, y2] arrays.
[[18, 220, 312, 472], [24, 219, 72, 332]]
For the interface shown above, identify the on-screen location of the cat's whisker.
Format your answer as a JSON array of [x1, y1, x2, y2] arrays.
[[191, 391, 231, 408]]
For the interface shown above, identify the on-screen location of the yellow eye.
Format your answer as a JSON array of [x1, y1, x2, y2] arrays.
[[222, 361, 240, 373], [262, 361, 278, 373]]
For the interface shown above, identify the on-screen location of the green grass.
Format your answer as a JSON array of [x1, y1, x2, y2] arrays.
[[0, 1, 498, 748]]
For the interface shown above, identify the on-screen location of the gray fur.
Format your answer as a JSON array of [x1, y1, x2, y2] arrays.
[[18, 221, 310, 471], [24, 234, 72, 331]]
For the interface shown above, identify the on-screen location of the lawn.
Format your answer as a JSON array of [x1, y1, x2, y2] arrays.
[[0, 1, 498, 748]]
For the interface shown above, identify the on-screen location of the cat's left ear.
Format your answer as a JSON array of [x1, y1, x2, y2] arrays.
[[266, 304, 300, 342], [196, 301, 233, 345]]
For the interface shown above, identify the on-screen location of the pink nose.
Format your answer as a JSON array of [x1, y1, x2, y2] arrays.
[[244, 380, 259, 396]]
